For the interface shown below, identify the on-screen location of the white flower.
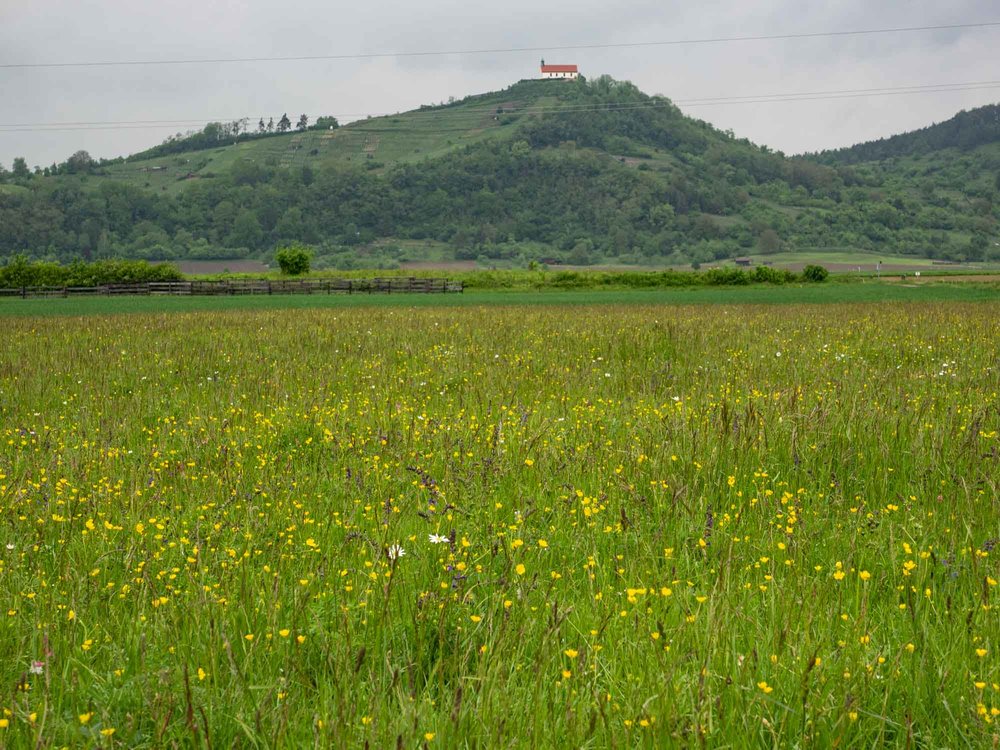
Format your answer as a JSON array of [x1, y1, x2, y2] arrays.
[[5, 543, 14, 551], [29, 660, 44, 675], [428, 534, 449, 544], [387, 544, 406, 561]]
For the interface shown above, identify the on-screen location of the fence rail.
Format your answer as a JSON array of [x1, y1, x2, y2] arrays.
[[0, 277, 463, 299]]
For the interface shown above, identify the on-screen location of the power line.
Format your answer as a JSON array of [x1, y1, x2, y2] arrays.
[[2, 22, 999, 69], [2, 79, 998, 133]]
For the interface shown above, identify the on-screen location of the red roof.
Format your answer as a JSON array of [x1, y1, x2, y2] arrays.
[[541, 64, 578, 73]]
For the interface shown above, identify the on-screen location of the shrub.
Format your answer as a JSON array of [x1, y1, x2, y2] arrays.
[[752, 265, 796, 284], [275, 245, 312, 275], [802, 264, 830, 282], [0, 256, 181, 288], [704, 267, 750, 286]]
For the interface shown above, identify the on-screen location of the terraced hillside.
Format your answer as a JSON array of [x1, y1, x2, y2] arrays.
[[93, 81, 569, 194]]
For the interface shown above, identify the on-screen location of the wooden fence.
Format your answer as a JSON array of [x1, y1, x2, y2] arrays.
[[0, 277, 463, 299]]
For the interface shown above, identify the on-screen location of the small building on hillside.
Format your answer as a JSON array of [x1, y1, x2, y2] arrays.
[[540, 59, 579, 80], [734, 257, 753, 267]]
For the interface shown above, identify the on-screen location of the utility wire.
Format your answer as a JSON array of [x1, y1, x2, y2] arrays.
[[2, 79, 998, 133], [2, 21, 998, 69]]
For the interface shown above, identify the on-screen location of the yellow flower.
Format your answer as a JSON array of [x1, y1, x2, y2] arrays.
[[0, 719, 8, 729], [79, 713, 92, 725], [424, 733, 436, 741], [198, 668, 207, 681], [564, 649, 579, 659], [244, 634, 254, 641], [470, 615, 482, 623], [524, 459, 534, 467], [562, 669, 572, 679], [538, 540, 548, 548], [976, 648, 988, 657], [859, 570, 872, 581], [279, 629, 290, 638], [101, 728, 115, 737], [515, 563, 526, 576], [297, 635, 306, 644], [757, 681, 773, 694]]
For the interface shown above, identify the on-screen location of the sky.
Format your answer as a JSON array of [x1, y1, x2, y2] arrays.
[[1, 0, 998, 168]]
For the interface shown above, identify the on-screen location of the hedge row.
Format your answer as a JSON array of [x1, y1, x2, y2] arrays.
[[0, 257, 183, 288]]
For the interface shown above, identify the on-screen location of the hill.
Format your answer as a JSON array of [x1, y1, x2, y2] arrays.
[[810, 103, 1000, 164], [1, 77, 998, 268]]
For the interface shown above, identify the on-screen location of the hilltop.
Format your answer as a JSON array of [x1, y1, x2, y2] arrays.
[[0, 76, 998, 268]]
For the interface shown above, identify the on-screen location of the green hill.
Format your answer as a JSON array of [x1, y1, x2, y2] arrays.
[[810, 103, 1000, 164], [1, 77, 998, 269]]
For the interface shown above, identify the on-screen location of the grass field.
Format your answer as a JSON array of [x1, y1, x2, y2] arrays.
[[714, 251, 1000, 273], [1, 299, 999, 747], [2, 281, 1000, 319]]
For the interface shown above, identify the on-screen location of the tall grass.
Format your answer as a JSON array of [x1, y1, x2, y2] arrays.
[[0, 302, 997, 746]]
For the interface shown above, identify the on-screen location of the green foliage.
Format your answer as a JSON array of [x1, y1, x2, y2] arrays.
[[751, 265, 797, 284], [0, 255, 182, 287], [802, 264, 830, 282], [12, 157, 31, 181], [311, 116, 340, 131], [275, 245, 312, 275]]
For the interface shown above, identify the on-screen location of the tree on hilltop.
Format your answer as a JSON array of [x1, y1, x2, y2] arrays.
[[12, 157, 31, 181], [277, 114, 291, 133], [296, 114, 308, 131], [312, 116, 339, 130], [65, 150, 96, 175]]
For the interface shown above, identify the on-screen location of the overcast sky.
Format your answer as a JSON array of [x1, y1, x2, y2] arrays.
[[1, 0, 998, 168]]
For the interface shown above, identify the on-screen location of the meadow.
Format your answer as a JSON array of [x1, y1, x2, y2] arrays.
[[2, 279, 1000, 320], [1, 300, 998, 747]]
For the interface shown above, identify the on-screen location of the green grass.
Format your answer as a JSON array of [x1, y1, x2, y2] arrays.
[[1, 281, 999, 318], [1, 300, 998, 746], [722, 250, 995, 269]]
